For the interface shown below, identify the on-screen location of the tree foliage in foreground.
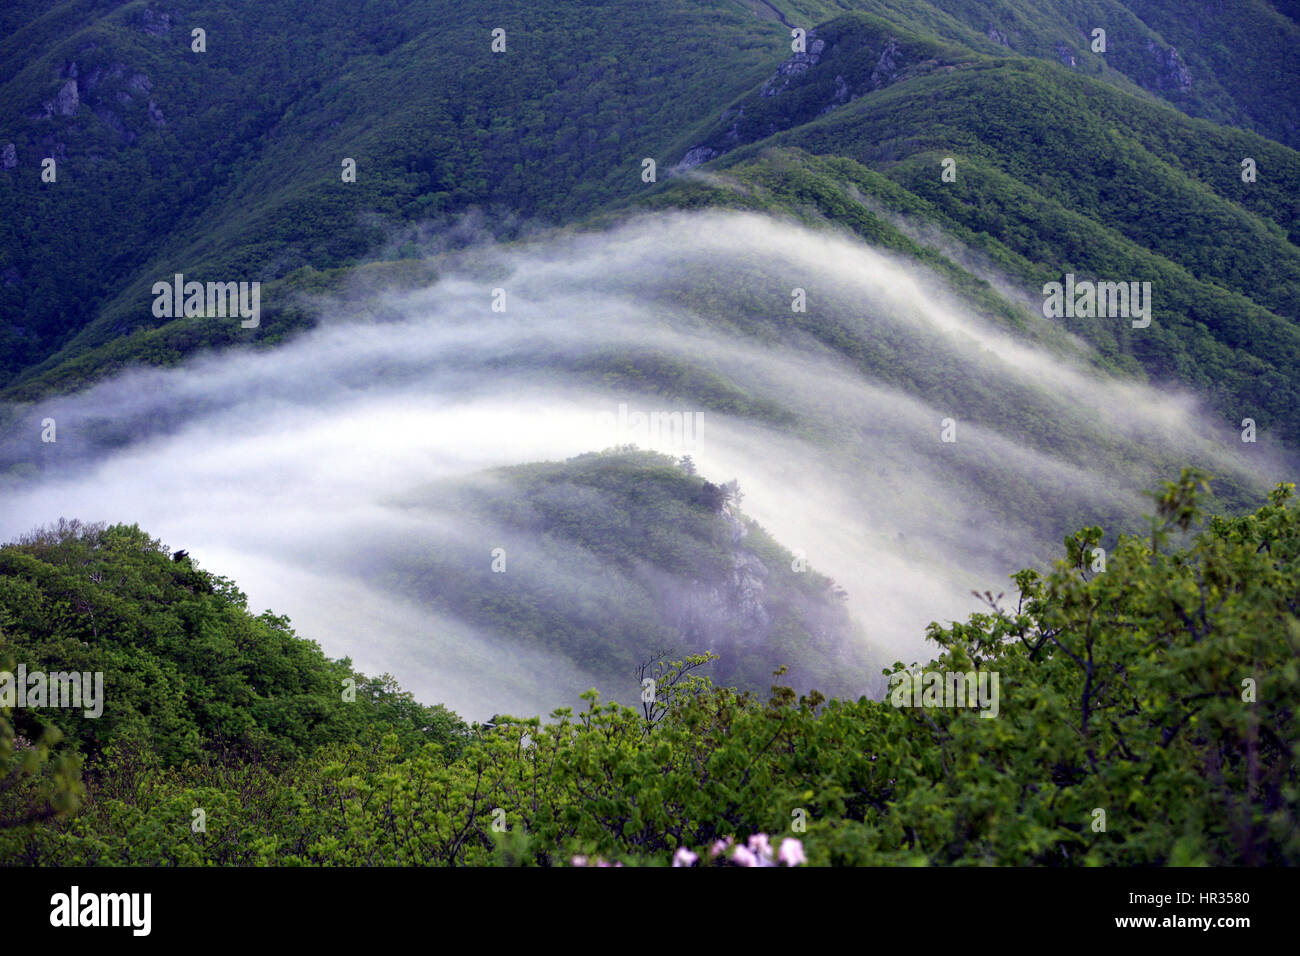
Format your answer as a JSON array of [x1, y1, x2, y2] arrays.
[[1, 470, 1296, 865]]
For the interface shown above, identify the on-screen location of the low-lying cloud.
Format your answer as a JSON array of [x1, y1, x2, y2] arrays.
[[0, 210, 1289, 719]]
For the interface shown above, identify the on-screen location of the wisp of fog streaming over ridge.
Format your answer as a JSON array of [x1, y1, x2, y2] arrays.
[[0, 210, 1288, 720]]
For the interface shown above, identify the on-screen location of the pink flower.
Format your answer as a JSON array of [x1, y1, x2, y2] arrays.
[[571, 855, 588, 867], [778, 838, 806, 866], [747, 833, 773, 862], [672, 847, 699, 867], [731, 845, 759, 867], [709, 837, 732, 858]]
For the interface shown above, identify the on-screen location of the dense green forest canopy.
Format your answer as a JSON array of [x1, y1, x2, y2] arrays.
[[2, 471, 1295, 865], [2, 0, 1298, 868], [1, 1, 1297, 451]]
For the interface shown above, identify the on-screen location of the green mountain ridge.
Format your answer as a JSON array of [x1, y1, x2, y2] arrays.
[[378, 449, 883, 701], [2, 2, 1298, 418], [3, 470, 1297, 865], [1, 0, 1299, 870]]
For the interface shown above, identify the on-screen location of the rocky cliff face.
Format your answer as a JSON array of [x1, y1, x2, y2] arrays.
[[662, 505, 867, 696], [55, 78, 79, 116], [759, 34, 827, 97], [672, 509, 770, 658], [28, 52, 164, 145], [1145, 39, 1192, 93], [677, 18, 963, 171]]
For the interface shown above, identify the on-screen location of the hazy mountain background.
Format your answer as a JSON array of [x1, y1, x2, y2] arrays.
[[2, 0, 1298, 718]]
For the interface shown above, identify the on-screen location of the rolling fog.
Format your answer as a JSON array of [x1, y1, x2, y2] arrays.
[[0, 210, 1288, 720]]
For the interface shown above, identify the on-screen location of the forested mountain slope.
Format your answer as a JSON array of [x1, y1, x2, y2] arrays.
[[1, 0, 1298, 872], [2, 472, 1296, 865], [2, 0, 1298, 445]]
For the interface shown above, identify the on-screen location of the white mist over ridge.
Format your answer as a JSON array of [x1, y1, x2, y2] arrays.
[[0, 210, 1287, 720]]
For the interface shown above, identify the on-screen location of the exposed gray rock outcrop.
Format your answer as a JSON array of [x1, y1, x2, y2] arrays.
[[677, 146, 720, 170], [55, 79, 80, 116], [1146, 40, 1192, 92], [669, 509, 773, 658], [870, 37, 902, 88], [760, 34, 826, 97]]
